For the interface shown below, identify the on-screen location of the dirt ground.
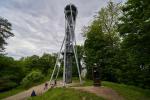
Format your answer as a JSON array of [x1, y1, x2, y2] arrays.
[[3, 83, 48, 100], [73, 86, 124, 100], [3, 81, 62, 100]]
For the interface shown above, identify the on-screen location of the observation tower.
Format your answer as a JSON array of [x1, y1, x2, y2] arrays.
[[50, 4, 82, 86]]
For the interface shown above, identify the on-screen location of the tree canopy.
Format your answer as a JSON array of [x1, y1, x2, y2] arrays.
[[84, 0, 150, 89], [84, 1, 121, 81], [0, 17, 14, 52]]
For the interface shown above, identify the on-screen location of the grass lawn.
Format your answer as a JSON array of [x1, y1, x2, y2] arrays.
[[1, 79, 150, 100], [102, 81, 150, 100], [0, 86, 24, 99], [28, 88, 105, 100], [81, 80, 150, 100]]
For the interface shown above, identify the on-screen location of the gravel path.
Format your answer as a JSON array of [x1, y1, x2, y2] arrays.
[[2, 81, 64, 100], [3, 83, 47, 100], [2, 81, 80, 100]]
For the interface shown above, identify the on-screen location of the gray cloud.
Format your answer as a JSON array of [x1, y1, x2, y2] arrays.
[[0, 0, 126, 59]]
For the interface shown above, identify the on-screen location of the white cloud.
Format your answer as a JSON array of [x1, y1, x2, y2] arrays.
[[0, 0, 126, 59]]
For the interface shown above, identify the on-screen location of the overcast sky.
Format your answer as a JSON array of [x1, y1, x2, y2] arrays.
[[0, 0, 125, 59]]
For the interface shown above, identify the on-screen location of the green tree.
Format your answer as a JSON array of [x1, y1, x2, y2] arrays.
[[0, 17, 14, 52], [0, 55, 24, 91], [39, 53, 56, 75], [23, 55, 40, 73], [118, 0, 150, 88], [21, 70, 44, 88], [21, 53, 56, 75], [84, 1, 121, 80]]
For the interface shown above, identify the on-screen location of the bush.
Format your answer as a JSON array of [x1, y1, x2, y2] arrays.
[[21, 70, 44, 88], [0, 79, 17, 92]]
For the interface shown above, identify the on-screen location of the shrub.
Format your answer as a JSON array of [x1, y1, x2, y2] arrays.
[[21, 70, 44, 88]]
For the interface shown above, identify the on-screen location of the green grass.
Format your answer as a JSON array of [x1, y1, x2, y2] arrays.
[[1, 79, 150, 100], [0, 86, 24, 99], [102, 81, 150, 100], [80, 80, 150, 100], [28, 88, 105, 100], [0, 78, 48, 99]]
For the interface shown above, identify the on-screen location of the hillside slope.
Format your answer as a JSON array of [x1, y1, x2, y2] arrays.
[[102, 81, 150, 100], [28, 88, 105, 100], [28, 81, 150, 100]]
